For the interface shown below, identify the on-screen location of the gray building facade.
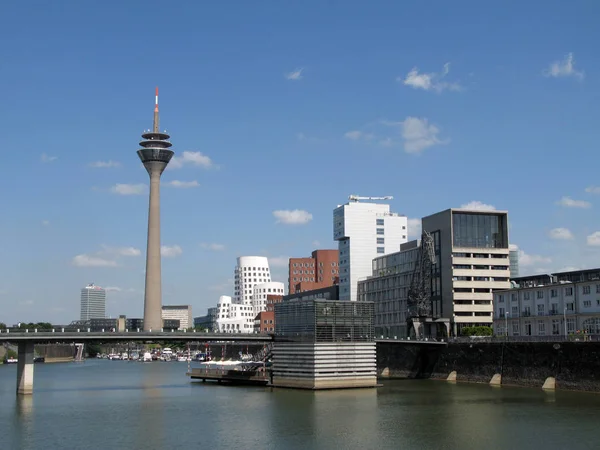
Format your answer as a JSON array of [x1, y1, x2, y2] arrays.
[[358, 208, 511, 337], [80, 284, 106, 321]]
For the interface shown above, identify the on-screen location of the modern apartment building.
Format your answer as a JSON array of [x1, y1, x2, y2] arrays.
[[422, 208, 510, 334], [333, 197, 408, 302], [358, 208, 511, 336], [357, 240, 421, 338], [288, 249, 339, 294], [252, 282, 285, 316], [493, 268, 600, 336], [80, 283, 106, 321], [509, 246, 520, 278], [233, 256, 272, 304], [215, 295, 254, 333], [161, 305, 193, 330]]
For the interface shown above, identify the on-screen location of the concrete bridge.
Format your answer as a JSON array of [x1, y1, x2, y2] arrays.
[[0, 330, 273, 395]]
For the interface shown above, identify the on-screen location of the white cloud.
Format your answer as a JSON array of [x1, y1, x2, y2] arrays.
[[72, 254, 118, 267], [515, 246, 552, 267], [344, 130, 362, 140], [40, 153, 58, 163], [548, 227, 574, 240], [104, 286, 122, 292], [89, 160, 121, 168], [71, 245, 141, 268], [101, 246, 141, 257], [556, 196, 591, 209], [343, 130, 374, 141], [200, 243, 226, 251], [269, 256, 289, 268], [285, 68, 303, 80], [111, 183, 147, 195], [161, 245, 182, 258], [41, 220, 50, 226], [407, 218, 422, 238], [169, 151, 214, 169], [399, 117, 447, 154], [400, 63, 462, 93], [585, 186, 600, 194], [587, 232, 600, 247], [165, 180, 199, 188], [273, 209, 313, 225], [543, 53, 584, 81], [460, 201, 497, 211]]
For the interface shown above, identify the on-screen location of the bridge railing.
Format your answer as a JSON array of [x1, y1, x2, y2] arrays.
[[448, 335, 600, 343]]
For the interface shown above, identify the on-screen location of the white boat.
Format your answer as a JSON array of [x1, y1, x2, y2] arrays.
[[177, 355, 191, 362], [142, 352, 153, 362], [5, 357, 18, 364]]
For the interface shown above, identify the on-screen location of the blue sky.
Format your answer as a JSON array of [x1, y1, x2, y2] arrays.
[[1, 0, 600, 325]]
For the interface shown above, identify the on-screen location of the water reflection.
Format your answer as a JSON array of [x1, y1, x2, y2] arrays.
[[2, 362, 600, 450]]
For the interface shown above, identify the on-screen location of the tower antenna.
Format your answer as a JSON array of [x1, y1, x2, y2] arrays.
[[153, 86, 159, 133]]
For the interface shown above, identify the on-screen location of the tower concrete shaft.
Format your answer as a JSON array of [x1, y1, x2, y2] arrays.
[[137, 87, 174, 331]]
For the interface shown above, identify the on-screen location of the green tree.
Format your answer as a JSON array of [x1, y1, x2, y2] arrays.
[[0, 322, 6, 330]]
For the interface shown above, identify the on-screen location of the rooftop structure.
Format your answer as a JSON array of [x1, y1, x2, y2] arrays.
[[138, 87, 174, 331]]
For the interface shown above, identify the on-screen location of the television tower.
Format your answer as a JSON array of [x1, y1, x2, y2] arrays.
[[137, 87, 174, 331]]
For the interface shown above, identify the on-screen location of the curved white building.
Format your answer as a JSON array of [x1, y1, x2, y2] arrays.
[[234, 256, 271, 304], [215, 295, 254, 333], [252, 282, 285, 315]]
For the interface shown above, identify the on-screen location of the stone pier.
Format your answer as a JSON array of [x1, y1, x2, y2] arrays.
[[17, 341, 35, 395]]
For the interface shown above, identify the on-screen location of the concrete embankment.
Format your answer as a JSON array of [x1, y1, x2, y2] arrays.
[[376, 340, 600, 392]]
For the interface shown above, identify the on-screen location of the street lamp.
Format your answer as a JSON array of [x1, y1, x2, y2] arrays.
[[564, 304, 567, 338], [505, 311, 509, 337]]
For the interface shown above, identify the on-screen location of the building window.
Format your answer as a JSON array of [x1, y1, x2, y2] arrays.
[[536, 291, 543, 299], [597, 284, 600, 294], [538, 321, 546, 335], [584, 300, 592, 308], [565, 287, 573, 296], [524, 292, 530, 300], [512, 322, 519, 336], [551, 289, 558, 298], [566, 303, 574, 311], [377, 238, 385, 244], [499, 307, 505, 317], [376, 218, 384, 226], [552, 319, 560, 335], [376, 228, 384, 235], [583, 286, 591, 295], [511, 294, 517, 302], [377, 247, 385, 254], [498, 295, 504, 303], [567, 318, 576, 333], [537, 304, 544, 315], [511, 306, 518, 315]]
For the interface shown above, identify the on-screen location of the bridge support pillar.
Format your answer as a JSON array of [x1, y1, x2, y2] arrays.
[[17, 341, 35, 395]]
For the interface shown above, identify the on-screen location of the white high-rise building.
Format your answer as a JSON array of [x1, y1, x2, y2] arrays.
[[161, 305, 193, 330], [80, 283, 106, 321], [252, 281, 285, 316], [334, 197, 408, 302], [215, 295, 255, 333], [217, 256, 284, 333], [233, 256, 272, 305]]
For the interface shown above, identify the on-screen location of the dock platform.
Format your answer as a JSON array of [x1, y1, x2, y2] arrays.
[[187, 367, 270, 386]]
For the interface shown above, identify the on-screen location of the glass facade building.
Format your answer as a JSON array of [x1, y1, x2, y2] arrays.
[[452, 212, 508, 249]]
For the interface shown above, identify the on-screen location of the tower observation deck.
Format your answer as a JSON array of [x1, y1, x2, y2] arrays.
[[138, 87, 173, 331]]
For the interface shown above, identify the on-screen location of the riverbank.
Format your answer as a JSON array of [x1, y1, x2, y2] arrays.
[[376, 341, 600, 392]]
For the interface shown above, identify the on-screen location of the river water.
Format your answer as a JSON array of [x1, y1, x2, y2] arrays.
[[1, 360, 599, 450]]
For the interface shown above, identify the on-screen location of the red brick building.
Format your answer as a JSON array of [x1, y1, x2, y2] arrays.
[[288, 249, 339, 295], [266, 294, 283, 312], [254, 311, 274, 333]]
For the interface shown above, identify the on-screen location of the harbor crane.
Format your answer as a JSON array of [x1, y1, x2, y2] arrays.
[[348, 195, 393, 202], [406, 230, 449, 339]]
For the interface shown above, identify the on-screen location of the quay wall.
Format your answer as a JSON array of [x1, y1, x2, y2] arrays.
[[376, 341, 600, 392]]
